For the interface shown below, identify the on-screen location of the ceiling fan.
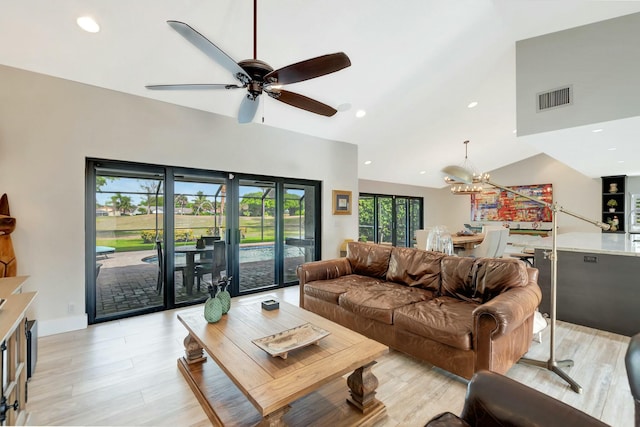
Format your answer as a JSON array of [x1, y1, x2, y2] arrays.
[[146, 0, 351, 124]]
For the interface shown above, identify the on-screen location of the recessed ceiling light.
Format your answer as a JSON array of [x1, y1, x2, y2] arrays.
[[618, 160, 625, 163], [592, 129, 603, 133], [512, 129, 517, 134], [467, 101, 478, 109], [364, 160, 372, 165], [608, 147, 617, 151], [77, 16, 100, 33], [355, 109, 367, 118], [419, 170, 426, 175]]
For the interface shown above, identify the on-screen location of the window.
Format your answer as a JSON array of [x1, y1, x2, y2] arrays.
[[358, 193, 423, 247]]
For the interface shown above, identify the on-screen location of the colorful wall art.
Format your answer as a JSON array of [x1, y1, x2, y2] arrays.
[[470, 183, 553, 222]]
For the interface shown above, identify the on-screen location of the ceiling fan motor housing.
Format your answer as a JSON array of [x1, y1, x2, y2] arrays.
[[239, 59, 274, 99]]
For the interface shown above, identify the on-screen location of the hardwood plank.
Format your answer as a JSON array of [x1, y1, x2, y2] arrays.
[[26, 286, 635, 427]]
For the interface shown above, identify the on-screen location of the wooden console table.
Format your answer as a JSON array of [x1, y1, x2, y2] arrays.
[[0, 277, 36, 425], [0, 276, 29, 298]]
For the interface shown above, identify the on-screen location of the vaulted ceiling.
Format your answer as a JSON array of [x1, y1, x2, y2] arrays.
[[2, 1, 640, 187]]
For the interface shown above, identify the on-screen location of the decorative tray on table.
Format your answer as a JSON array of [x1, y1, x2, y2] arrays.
[[252, 323, 330, 359]]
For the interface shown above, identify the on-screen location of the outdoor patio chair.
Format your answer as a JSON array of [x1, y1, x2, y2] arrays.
[[156, 241, 188, 295], [195, 240, 227, 291]]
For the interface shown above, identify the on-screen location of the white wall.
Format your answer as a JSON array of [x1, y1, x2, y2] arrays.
[[516, 12, 640, 136], [0, 65, 358, 335], [431, 153, 601, 234]]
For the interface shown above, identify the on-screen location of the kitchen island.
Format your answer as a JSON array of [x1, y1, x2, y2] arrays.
[[524, 232, 640, 336]]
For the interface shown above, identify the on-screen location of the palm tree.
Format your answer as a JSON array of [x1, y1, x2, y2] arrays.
[[110, 193, 133, 215], [175, 194, 188, 214], [192, 192, 209, 215]]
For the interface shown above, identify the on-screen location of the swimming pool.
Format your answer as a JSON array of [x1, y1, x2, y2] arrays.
[[142, 244, 305, 264], [240, 244, 304, 262]]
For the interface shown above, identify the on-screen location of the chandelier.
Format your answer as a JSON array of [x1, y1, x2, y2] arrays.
[[443, 140, 489, 195]]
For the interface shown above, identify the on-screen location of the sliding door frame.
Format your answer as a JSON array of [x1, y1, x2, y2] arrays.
[[86, 159, 321, 323]]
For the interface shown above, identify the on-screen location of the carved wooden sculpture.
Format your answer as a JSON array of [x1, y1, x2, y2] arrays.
[[0, 194, 17, 277]]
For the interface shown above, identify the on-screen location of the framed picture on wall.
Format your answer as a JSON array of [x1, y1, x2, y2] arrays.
[[470, 183, 553, 222], [332, 190, 352, 215]]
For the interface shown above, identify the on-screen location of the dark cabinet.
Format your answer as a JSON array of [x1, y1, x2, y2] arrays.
[[534, 248, 640, 336], [601, 175, 626, 233]]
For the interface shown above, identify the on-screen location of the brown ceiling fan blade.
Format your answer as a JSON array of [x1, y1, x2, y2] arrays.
[[264, 52, 351, 85], [146, 84, 242, 90], [267, 89, 337, 117]]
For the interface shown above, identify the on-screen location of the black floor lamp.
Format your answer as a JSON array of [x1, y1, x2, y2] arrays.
[[442, 165, 610, 394]]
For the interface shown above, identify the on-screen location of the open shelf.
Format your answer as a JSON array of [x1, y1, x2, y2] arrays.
[[601, 175, 626, 233]]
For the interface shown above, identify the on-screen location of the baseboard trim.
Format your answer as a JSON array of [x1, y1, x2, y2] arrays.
[[38, 314, 88, 336]]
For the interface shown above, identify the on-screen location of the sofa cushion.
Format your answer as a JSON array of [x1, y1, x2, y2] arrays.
[[338, 282, 434, 325], [440, 256, 480, 303], [394, 297, 479, 350], [304, 274, 386, 305], [474, 258, 529, 303], [347, 242, 392, 279], [386, 247, 444, 291]]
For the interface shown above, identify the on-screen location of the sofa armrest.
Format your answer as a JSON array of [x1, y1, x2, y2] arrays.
[[473, 278, 542, 374], [297, 258, 352, 308], [473, 282, 542, 337]]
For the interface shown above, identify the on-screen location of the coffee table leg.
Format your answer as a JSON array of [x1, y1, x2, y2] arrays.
[[182, 333, 207, 365], [346, 361, 382, 415], [256, 405, 290, 427]]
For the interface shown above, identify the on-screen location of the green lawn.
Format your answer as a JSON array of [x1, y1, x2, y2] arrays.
[[96, 214, 306, 252]]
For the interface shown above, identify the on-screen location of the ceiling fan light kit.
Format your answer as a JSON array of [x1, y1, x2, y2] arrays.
[[145, 1, 351, 124], [443, 140, 487, 195]]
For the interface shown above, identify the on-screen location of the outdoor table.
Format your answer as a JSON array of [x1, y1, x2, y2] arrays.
[[95, 246, 115, 258], [175, 245, 214, 294]]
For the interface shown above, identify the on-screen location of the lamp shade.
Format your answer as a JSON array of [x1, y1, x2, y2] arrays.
[[442, 165, 474, 184]]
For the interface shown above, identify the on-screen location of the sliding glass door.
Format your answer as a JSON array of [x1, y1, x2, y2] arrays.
[[90, 163, 166, 322], [234, 178, 319, 294], [237, 179, 277, 293], [87, 159, 321, 324], [283, 183, 317, 283], [173, 172, 228, 304]]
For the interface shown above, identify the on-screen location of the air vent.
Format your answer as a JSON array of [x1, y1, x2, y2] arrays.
[[536, 85, 572, 112]]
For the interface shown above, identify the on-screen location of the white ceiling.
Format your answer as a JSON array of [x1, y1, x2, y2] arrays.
[[2, 1, 640, 187]]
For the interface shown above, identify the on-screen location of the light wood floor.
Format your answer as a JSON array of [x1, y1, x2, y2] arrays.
[[28, 286, 633, 426]]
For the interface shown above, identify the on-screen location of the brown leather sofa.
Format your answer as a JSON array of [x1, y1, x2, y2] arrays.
[[425, 371, 608, 426], [298, 242, 542, 379]]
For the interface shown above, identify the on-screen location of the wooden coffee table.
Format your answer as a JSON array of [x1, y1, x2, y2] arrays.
[[177, 298, 388, 426]]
